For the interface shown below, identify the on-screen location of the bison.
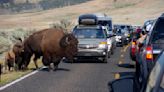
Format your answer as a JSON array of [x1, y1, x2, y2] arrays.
[[12, 39, 24, 70], [19, 28, 78, 71], [5, 39, 24, 71], [41, 29, 78, 70], [5, 50, 15, 71]]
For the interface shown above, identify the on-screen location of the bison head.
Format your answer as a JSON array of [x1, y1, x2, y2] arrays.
[[60, 34, 78, 59], [13, 41, 24, 70]]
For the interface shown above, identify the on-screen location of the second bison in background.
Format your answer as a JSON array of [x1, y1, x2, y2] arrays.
[[20, 28, 78, 70], [5, 40, 24, 71]]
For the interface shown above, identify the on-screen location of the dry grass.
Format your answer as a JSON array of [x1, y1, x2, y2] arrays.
[[0, 58, 43, 86], [0, 0, 163, 29]]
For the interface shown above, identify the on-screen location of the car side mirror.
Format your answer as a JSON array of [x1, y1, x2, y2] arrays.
[[109, 77, 136, 92]]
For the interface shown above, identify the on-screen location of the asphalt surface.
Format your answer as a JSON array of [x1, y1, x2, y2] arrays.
[[1, 46, 135, 92]]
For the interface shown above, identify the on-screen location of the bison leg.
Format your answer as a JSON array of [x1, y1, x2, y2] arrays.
[[4, 61, 8, 71], [22, 52, 33, 70], [8, 66, 11, 71], [52, 58, 61, 71], [33, 55, 39, 69], [53, 63, 59, 71], [42, 56, 51, 71]]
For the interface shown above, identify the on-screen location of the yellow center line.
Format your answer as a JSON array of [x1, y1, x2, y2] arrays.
[[121, 54, 124, 58], [118, 61, 123, 65], [123, 44, 130, 52], [114, 73, 120, 79]]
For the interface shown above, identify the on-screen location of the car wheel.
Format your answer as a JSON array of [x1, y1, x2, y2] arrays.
[[103, 55, 108, 63], [139, 64, 145, 84], [65, 59, 75, 63], [108, 51, 111, 58], [111, 47, 114, 55], [135, 62, 141, 83]]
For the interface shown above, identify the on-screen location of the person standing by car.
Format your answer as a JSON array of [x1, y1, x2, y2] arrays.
[[135, 31, 147, 84], [137, 31, 147, 50]]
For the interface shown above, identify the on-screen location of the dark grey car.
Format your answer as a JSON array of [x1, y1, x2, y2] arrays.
[[109, 50, 164, 92], [136, 15, 164, 84], [73, 25, 109, 63]]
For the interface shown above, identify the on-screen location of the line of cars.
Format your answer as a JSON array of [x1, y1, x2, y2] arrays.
[[114, 24, 133, 46], [110, 13, 164, 92], [71, 13, 133, 63], [72, 13, 116, 63], [136, 15, 164, 85]]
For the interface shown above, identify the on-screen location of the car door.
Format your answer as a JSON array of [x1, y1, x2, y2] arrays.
[[145, 51, 164, 92]]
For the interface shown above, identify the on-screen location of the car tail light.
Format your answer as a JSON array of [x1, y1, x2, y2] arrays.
[[146, 46, 153, 60], [132, 41, 136, 48]]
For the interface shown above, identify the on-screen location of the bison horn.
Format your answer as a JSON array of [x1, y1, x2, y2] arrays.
[[65, 36, 70, 45], [60, 35, 70, 48]]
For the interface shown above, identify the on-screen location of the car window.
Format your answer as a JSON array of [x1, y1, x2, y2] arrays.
[[120, 26, 125, 29], [152, 19, 164, 44], [74, 28, 106, 39]]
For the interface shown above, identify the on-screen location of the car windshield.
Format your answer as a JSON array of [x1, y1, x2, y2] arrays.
[[116, 29, 124, 35], [74, 28, 106, 39], [152, 19, 164, 44]]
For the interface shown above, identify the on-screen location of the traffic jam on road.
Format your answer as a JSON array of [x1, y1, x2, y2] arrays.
[[73, 13, 164, 92], [0, 13, 164, 92]]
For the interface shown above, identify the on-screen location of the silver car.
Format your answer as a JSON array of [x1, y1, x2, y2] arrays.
[[73, 25, 109, 63]]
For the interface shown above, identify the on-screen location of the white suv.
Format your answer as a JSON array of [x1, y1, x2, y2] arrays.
[[102, 26, 116, 57]]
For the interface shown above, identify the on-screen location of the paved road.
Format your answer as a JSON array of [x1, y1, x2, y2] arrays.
[[1, 46, 135, 92]]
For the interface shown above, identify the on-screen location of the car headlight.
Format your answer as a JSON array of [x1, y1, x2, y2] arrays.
[[124, 33, 128, 37], [98, 42, 107, 49]]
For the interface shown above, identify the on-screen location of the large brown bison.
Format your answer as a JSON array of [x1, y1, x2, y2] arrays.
[[19, 28, 78, 70]]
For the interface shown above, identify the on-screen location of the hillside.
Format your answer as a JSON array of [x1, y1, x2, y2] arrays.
[[0, 0, 163, 30]]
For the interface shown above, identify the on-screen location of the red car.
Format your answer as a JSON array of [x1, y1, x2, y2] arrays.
[[130, 28, 141, 61]]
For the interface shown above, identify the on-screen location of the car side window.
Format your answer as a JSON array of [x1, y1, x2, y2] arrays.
[[152, 19, 164, 44]]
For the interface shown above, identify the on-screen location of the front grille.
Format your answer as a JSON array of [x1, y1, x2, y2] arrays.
[[78, 44, 98, 49]]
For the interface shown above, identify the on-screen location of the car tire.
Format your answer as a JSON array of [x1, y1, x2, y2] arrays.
[[108, 51, 111, 58], [111, 47, 114, 55], [65, 59, 75, 63], [136, 62, 144, 86], [103, 55, 108, 63]]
